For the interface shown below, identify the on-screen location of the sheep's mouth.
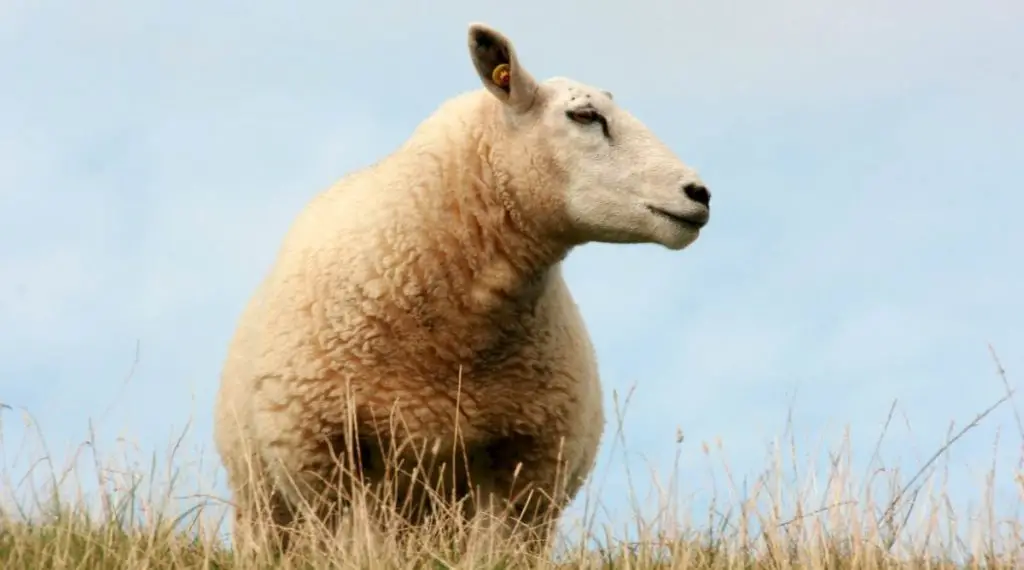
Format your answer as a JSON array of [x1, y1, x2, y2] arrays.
[[647, 206, 707, 230]]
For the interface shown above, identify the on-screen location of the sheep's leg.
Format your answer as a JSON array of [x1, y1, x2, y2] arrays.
[[227, 453, 301, 557], [478, 434, 579, 557], [259, 434, 360, 539], [215, 403, 302, 557]]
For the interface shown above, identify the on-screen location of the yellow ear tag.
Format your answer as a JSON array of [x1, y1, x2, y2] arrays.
[[492, 63, 511, 88]]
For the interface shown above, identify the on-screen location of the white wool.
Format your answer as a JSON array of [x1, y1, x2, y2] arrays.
[[213, 21, 710, 554]]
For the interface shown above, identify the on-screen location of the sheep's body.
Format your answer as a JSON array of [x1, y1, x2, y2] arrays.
[[215, 92, 603, 541], [214, 22, 711, 554]]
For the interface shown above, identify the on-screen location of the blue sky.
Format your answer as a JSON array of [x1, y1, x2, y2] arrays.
[[2, 0, 1022, 545]]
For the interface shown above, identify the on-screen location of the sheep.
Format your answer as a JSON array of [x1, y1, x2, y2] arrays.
[[212, 21, 712, 555]]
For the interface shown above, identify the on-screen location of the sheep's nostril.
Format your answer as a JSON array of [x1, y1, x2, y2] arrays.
[[683, 183, 710, 207]]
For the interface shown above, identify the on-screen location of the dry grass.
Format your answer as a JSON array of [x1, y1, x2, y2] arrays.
[[0, 353, 1021, 569]]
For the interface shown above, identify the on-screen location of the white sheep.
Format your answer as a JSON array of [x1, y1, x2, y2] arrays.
[[213, 21, 712, 554]]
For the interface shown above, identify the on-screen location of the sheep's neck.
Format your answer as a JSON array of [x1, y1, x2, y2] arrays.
[[385, 110, 572, 377], [441, 175, 566, 316], [401, 128, 566, 314], [429, 185, 565, 376]]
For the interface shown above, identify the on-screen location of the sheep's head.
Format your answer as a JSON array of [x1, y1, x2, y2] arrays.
[[468, 22, 710, 252]]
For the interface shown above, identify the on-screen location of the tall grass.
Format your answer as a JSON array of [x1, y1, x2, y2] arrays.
[[0, 354, 1020, 569]]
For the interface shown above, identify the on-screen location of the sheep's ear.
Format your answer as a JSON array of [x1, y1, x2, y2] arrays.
[[468, 23, 539, 113]]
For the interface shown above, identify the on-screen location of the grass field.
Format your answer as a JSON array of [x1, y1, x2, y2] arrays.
[[1, 361, 1021, 569]]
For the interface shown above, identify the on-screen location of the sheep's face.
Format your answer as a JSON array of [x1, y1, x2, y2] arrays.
[[468, 23, 710, 251]]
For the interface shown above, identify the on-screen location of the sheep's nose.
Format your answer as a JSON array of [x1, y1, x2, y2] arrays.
[[682, 183, 711, 207]]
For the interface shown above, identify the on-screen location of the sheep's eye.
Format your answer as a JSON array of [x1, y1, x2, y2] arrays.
[[567, 108, 599, 125], [566, 107, 610, 139]]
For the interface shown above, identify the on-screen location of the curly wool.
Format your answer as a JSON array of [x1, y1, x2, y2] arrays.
[[213, 89, 605, 548]]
